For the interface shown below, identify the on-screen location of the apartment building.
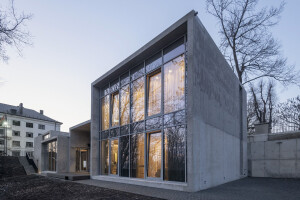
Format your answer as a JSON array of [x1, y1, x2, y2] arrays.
[[0, 103, 62, 156]]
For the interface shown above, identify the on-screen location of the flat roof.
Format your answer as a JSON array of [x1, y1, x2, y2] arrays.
[[92, 10, 195, 88], [70, 120, 91, 132]]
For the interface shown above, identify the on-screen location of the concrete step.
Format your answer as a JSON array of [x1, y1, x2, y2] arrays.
[[18, 156, 35, 175]]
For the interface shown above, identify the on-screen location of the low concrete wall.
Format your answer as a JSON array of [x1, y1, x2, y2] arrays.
[[248, 131, 300, 178]]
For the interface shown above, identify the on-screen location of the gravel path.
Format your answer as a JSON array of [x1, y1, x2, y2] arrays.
[[0, 175, 163, 200]]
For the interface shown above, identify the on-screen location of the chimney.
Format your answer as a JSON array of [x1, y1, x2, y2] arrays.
[[19, 103, 23, 114], [40, 110, 44, 115]]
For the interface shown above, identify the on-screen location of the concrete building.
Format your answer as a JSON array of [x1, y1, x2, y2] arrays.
[[90, 10, 247, 191], [34, 131, 69, 173], [33, 121, 91, 175], [0, 103, 62, 157]]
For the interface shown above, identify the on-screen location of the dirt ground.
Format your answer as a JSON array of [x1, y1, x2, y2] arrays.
[[0, 175, 163, 200]]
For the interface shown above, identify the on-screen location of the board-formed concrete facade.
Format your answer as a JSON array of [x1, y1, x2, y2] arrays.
[[91, 10, 247, 191]]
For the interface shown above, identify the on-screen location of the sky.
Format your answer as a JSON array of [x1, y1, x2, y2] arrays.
[[0, 0, 299, 132]]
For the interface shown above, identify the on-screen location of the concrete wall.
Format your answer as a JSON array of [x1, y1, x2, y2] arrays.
[[69, 130, 90, 172], [248, 132, 300, 178], [187, 16, 247, 191], [33, 130, 69, 173]]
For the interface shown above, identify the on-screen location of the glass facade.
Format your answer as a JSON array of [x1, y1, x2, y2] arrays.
[[100, 37, 186, 182], [43, 140, 57, 171]]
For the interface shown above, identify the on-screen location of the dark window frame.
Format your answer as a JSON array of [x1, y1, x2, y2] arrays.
[[26, 122, 33, 128]]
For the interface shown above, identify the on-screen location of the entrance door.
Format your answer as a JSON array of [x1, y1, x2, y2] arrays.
[[147, 132, 162, 178], [110, 139, 118, 175], [76, 148, 89, 172]]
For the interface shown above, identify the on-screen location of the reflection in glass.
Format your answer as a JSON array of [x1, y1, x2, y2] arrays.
[[164, 126, 185, 182], [44, 140, 57, 171], [110, 79, 119, 92], [146, 117, 162, 131], [121, 73, 130, 86], [120, 136, 129, 177], [131, 121, 145, 134], [146, 53, 162, 73], [110, 139, 118, 175], [111, 92, 119, 127], [147, 132, 161, 178], [110, 128, 119, 138], [101, 140, 109, 175], [148, 72, 161, 116], [101, 130, 109, 139], [101, 95, 110, 130], [131, 64, 144, 80], [164, 55, 185, 114], [164, 110, 186, 127], [120, 85, 130, 125], [163, 37, 185, 63], [132, 77, 145, 122], [120, 125, 129, 136], [130, 133, 144, 178]]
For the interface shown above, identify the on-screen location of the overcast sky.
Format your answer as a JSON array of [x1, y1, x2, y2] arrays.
[[0, 0, 299, 131]]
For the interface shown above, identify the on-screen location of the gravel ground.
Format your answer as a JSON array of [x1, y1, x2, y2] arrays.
[[0, 175, 163, 200]]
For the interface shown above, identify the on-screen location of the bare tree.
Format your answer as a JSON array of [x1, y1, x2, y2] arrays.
[[206, 0, 299, 86], [0, 0, 32, 62], [276, 96, 300, 130], [248, 80, 276, 128]]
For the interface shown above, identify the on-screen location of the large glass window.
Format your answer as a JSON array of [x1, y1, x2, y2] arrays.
[[131, 77, 144, 122], [120, 136, 129, 177], [43, 140, 57, 171], [164, 126, 185, 182], [111, 92, 119, 127], [102, 95, 110, 130], [147, 71, 161, 116], [101, 140, 109, 175], [100, 37, 187, 183], [164, 55, 185, 114], [110, 139, 118, 175], [120, 85, 130, 125], [130, 133, 144, 178], [147, 132, 161, 178]]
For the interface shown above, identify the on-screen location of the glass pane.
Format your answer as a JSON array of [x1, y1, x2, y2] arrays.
[[111, 92, 119, 127], [164, 55, 185, 114], [148, 72, 161, 116], [120, 125, 129, 136], [164, 110, 186, 127], [130, 133, 145, 178], [121, 73, 130, 86], [110, 128, 119, 138], [120, 85, 130, 125], [110, 139, 118, 175], [131, 121, 144, 134], [110, 79, 119, 92], [101, 130, 109, 139], [101, 95, 110, 130], [120, 136, 129, 177], [147, 132, 161, 178], [101, 140, 109, 175], [102, 84, 110, 97], [146, 53, 162, 73], [131, 63, 144, 80], [131, 77, 145, 122], [164, 126, 186, 182], [146, 117, 162, 131], [163, 38, 185, 63]]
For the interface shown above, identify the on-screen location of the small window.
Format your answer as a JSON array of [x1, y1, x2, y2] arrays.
[[13, 131, 20, 136], [38, 124, 45, 130], [26, 122, 33, 128], [12, 141, 20, 147], [13, 120, 21, 126], [0, 129, 4, 135], [26, 151, 33, 157], [26, 132, 33, 138], [26, 142, 33, 148], [0, 140, 4, 145]]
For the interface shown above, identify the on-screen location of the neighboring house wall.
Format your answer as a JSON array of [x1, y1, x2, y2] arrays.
[[248, 131, 300, 178], [1, 114, 61, 156]]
